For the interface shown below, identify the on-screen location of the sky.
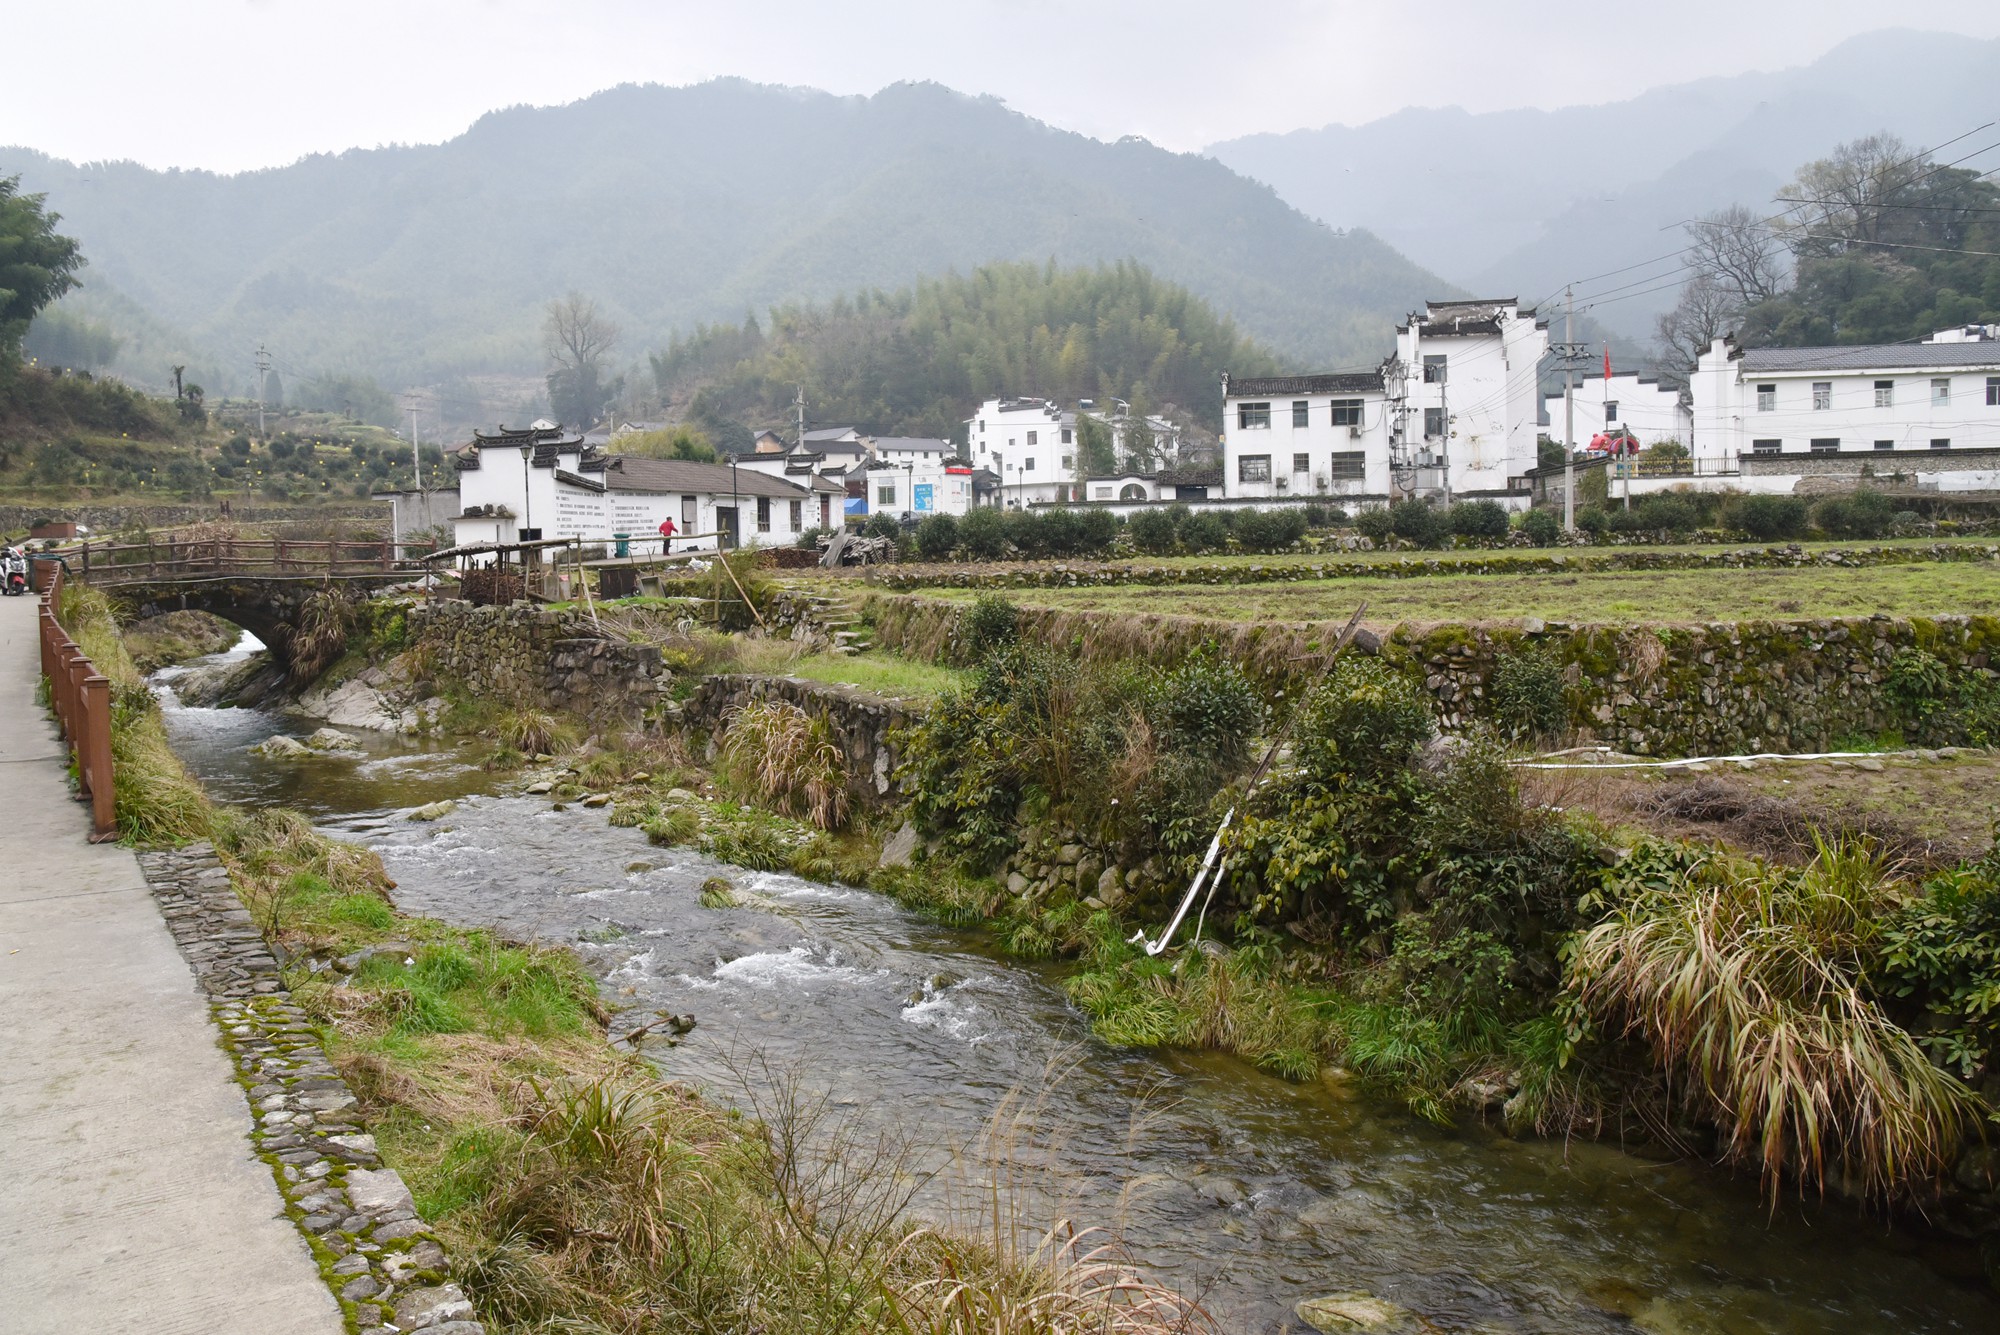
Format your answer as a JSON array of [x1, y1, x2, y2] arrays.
[[5, 1, 1998, 172]]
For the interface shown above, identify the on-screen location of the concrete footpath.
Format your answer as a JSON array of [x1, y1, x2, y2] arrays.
[[0, 596, 342, 1334]]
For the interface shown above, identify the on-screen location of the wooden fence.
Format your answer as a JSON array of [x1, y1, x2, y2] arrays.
[[39, 563, 117, 841], [59, 537, 407, 586]]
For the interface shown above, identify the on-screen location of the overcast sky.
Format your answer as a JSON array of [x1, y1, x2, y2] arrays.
[[7, 1, 1996, 172]]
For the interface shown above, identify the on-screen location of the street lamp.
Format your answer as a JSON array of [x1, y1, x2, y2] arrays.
[[729, 454, 739, 550]]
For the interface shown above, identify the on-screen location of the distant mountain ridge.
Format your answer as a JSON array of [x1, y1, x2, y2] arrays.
[[3, 80, 1455, 395], [1207, 29, 2000, 338]]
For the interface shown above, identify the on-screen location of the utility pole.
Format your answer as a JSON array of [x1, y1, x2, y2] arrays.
[[406, 394, 422, 488], [1437, 356, 1451, 508], [1550, 288, 1592, 534], [794, 383, 807, 452], [254, 344, 271, 439]]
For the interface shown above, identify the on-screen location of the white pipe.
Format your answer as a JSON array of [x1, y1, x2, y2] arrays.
[[1129, 808, 1234, 957], [1511, 746, 1970, 770]]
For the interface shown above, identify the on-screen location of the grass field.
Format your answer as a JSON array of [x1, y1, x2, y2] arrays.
[[915, 561, 2000, 626], [773, 649, 970, 700]]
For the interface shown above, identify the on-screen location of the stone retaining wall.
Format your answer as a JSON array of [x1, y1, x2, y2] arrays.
[[869, 594, 2000, 757], [410, 602, 668, 726], [683, 673, 916, 803], [137, 844, 484, 1335]]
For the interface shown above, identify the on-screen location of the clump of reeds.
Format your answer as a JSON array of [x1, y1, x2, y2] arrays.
[[289, 586, 355, 683], [496, 706, 573, 757], [1565, 836, 1982, 1203], [719, 699, 851, 830]]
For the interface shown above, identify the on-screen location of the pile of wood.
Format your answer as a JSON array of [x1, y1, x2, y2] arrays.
[[817, 532, 897, 567], [461, 567, 525, 606]]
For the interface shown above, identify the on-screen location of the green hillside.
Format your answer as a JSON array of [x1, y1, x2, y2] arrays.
[[3, 80, 1449, 396]]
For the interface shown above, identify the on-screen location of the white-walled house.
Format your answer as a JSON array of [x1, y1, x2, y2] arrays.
[[1542, 372, 1692, 451], [1689, 331, 2000, 492], [966, 398, 1078, 506], [449, 422, 820, 551], [1220, 372, 1391, 502], [864, 461, 976, 519]]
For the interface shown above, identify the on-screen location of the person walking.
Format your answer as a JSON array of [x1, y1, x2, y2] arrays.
[[657, 514, 677, 554]]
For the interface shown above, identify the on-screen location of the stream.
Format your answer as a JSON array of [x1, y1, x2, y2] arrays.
[[157, 639, 2000, 1334]]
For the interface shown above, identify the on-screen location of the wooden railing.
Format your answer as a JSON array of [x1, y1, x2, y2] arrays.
[[39, 563, 117, 842], [59, 537, 408, 587]]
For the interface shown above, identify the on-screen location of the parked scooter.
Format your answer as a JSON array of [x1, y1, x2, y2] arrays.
[[2, 547, 29, 596]]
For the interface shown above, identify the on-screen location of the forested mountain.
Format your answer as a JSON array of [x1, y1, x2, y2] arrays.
[[3, 80, 1448, 399], [1208, 29, 2000, 338], [655, 260, 1281, 445]]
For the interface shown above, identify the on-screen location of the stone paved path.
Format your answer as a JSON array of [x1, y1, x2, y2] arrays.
[[0, 595, 343, 1335]]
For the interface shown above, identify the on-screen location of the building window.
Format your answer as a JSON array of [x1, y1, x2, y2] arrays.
[[1875, 439, 1894, 451], [756, 496, 772, 531], [1933, 378, 1952, 407], [1024, 457, 1035, 471], [1061, 428, 1072, 445], [1292, 400, 1310, 428], [1292, 452, 1310, 474], [1238, 402, 1271, 429], [1875, 380, 1894, 408], [1605, 401, 1620, 423], [1422, 355, 1447, 384], [1932, 437, 1952, 449], [1329, 451, 1365, 480], [1809, 438, 1840, 455], [789, 499, 802, 530], [1331, 399, 1363, 426], [1238, 454, 1272, 482], [877, 484, 896, 505], [1061, 455, 1073, 470], [1751, 439, 1781, 455], [1027, 430, 1039, 446], [1424, 407, 1445, 438], [1757, 384, 1777, 412], [1091, 485, 1112, 500], [1988, 376, 1999, 406], [1812, 382, 1832, 410]]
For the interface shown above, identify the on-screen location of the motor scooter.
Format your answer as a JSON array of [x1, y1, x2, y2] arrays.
[[2, 548, 29, 596]]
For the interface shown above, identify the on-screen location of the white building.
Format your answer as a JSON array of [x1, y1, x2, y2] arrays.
[[1542, 372, 1692, 451], [965, 398, 1077, 506], [1689, 330, 2000, 492], [448, 422, 823, 551], [864, 461, 976, 519], [1218, 372, 1392, 501]]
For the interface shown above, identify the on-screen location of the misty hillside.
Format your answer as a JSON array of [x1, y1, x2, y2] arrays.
[[1209, 29, 2000, 337], [3, 80, 1452, 396]]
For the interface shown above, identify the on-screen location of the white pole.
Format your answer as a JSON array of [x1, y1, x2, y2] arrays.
[[1563, 288, 1576, 532]]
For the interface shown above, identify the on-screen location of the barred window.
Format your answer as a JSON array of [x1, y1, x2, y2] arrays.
[[1328, 451, 1365, 480], [1238, 454, 1271, 482]]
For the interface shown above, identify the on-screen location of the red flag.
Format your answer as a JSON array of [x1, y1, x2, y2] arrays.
[[1604, 345, 1612, 381]]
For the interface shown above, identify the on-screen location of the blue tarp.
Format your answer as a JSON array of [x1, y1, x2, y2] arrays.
[[844, 498, 867, 515]]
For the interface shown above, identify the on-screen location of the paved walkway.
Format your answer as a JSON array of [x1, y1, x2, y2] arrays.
[[0, 596, 341, 1334]]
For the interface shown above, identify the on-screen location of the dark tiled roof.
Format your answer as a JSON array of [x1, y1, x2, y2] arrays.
[[1739, 343, 2000, 372], [1228, 372, 1381, 396], [600, 455, 810, 499], [554, 469, 605, 493]]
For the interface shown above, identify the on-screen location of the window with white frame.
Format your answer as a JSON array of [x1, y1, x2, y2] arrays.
[[1875, 380, 1894, 407], [1238, 402, 1271, 429], [1328, 451, 1365, 480], [1238, 454, 1272, 482], [1812, 382, 1832, 410], [1934, 378, 1952, 407], [1292, 452, 1310, 473], [1292, 400, 1309, 428], [1751, 439, 1781, 455], [1027, 430, 1038, 446], [1331, 399, 1363, 426], [1809, 438, 1839, 455], [876, 484, 895, 504], [1757, 384, 1776, 412]]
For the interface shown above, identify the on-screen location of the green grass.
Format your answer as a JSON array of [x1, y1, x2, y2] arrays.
[[779, 650, 972, 700], [919, 562, 2000, 627]]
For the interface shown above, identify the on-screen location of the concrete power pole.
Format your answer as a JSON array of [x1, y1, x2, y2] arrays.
[[794, 383, 807, 451], [254, 344, 271, 439], [1551, 288, 1592, 534]]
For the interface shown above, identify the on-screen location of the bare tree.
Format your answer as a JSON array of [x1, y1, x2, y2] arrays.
[[542, 293, 619, 427], [1653, 271, 1740, 386], [1685, 204, 1787, 307]]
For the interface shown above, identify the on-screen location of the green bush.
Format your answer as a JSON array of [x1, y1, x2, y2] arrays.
[[957, 593, 1019, 661], [914, 513, 958, 561], [1182, 511, 1232, 553], [1489, 646, 1568, 740], [1354, 507, 1394, 544], [1235, 508, 1307, 553], [1001, 508, 1047, 558], [1293, 657, 1433, 787], [862, 512, 899, 540], [957, 506, 1006, 560], [1814, 489, 1896, 540], [1617, 495, 1698, 536], [1575, 506, 1611, 536], [1721, 494, 1810, 541], [1128, 507, 1178, 554], [1519, 508, 1561, 546], [1882, 852, 2000, 1079], [1037, 507, 1082, 557], [1447, 500, 1510, 540], [1388, 500, 1449, 549], [1075, 507, 1119, 556]]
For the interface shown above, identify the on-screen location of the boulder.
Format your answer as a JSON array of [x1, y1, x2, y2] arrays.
[[297, 676, 401, 731], [252, 735, 312, 759], [304, 726, 364, 754], [878, 823, 920, 869], [1295, 1292, 1430, 1333], [408, 800, 456, 822], [1097, 866, 1125, 906], [344, 1167, 415, 1219], [392, 1283, 476, 1331]]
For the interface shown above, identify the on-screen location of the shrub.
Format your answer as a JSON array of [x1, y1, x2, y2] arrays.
[[1721, 494, 1809, 541], [1354, 507, 1394, 544], [914, 512, 958, 561], [957, 593, 1019, 661], [1182, 511, 1231, 553], [717, 701, 850, 830], [1001, 508, 1047, 558], [1075, 507, 1119, 556], [1575, 506, 1611, 536], [1519, 508, 1561, 546], [1128, 507, 1178, 554], [1446, 499, 1510, 540], [1235, 508, 1306, 553], [1388, 500, 1449, 549], [957, 506, 1006, 560], [1881, 853, 2000, 1079], [1489, 646, 1567, 740], [1630, 495, 1698, 535], [1815, 488, 1896, 540], [1293, 657, 1433, 787], [1302, 503, 1331, 528], [862, 512, 899, 540]]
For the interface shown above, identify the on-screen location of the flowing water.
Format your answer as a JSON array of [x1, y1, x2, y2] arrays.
[[158, 640, 2000, 1334]]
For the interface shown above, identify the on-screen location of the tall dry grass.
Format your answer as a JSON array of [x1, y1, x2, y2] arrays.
[[719, 700, 851, 830], [1565, 837, 1983, 1203]]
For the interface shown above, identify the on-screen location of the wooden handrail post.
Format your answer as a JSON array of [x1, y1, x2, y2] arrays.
[[80, 674, 115, 840]]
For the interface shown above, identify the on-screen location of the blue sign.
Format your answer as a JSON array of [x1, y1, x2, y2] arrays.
[[914, 483, 935, 513]]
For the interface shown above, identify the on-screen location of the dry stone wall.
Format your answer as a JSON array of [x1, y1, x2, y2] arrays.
[[683, 673, 916, 804], [410, 602, 668, 725]]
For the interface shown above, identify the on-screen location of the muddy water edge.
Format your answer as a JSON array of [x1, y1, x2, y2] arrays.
[[155, 645, 2000, 1335]]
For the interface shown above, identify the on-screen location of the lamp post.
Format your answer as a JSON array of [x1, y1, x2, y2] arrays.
[[729, 454, 739, 550]]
